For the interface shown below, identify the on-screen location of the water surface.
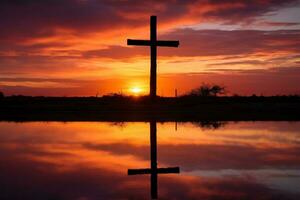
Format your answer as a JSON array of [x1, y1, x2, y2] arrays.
[[0, 121, 300, 199]]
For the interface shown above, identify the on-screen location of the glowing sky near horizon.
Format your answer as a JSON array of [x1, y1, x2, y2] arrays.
[[0, 0, 300, 96]]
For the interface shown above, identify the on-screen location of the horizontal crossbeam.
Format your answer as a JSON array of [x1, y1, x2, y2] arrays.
[[128, 167, 180, 175], [127, 39, 179, 47], [128, 168, 151, 175], [127, 39, 150, 46], [156, 40, 179, 47]]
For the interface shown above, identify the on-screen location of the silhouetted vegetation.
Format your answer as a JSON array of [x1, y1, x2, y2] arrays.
[[187, 83, 226, 97], [0, 91, 4, 99], [191, 121, 228, 130]]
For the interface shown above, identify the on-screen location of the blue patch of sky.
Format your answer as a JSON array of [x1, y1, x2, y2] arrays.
[[178, 5, 300, 31]]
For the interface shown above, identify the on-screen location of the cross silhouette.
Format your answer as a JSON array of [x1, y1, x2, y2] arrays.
[[128, 121, 180, 199], [127, 16, 179, 99]]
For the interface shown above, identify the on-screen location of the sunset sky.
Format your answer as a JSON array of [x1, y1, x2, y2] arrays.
[[1, 0, 300, 96]]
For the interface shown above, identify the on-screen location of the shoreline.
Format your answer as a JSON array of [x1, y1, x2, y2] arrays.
[[1, 96, 300, 121]]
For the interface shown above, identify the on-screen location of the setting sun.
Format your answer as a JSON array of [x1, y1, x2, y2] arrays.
[[130, 86, 143, 95]]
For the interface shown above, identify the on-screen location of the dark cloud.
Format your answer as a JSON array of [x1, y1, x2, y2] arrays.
[[0, 0, 127, 40], [1, 142, 299, 199], [208, 66, 300, 76], [0, 0, 299, 40], [200, 0, 300, 24], [0, 77, 83, 83], [208, 60, 266, 66], [159, 29, 300, 57], [0, 55, 85, 75], [82, 45, 148, 60], [263, 22, 300, 27], [80, 29, 300, 59], [83, 142, 300, 171]]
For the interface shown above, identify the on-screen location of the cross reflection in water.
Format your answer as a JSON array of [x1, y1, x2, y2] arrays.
[[128, 121, 180, 199]]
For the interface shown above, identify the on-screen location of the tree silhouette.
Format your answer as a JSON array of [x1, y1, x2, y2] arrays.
[[210, 85, 226, 96], [189, 83, 226, 97], [0, 91, 4, 98], [192, 121, 228, 130]]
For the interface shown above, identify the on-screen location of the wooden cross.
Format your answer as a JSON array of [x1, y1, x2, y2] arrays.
[[128, 121, 180, 199], [127, 16, 179, 99]]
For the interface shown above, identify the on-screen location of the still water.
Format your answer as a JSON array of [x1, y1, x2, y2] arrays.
[[0, 121, 300, 200]]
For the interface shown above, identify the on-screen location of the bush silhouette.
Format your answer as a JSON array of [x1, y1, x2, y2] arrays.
[[188, 83, 226, 97]]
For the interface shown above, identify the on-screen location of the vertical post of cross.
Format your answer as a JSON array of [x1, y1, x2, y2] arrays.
[[150, 16, 157, 100], [128, 121, 180, 199], [150, 120, 157, 198], [127, 16, 179, 101]]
